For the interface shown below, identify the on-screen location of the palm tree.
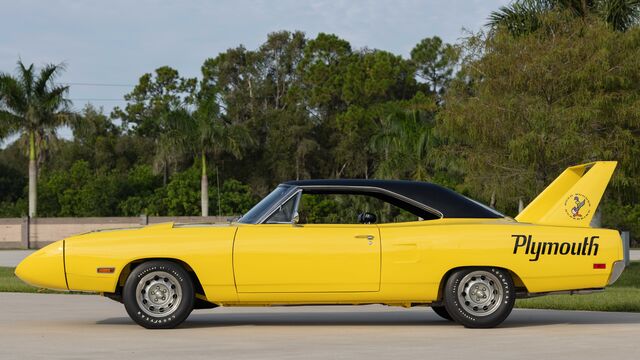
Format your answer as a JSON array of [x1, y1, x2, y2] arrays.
[[0, 61, 71, 217], [155, 111, 188, 187], [369, 114, 399, 179], [173, 87, 252, 217], [369, 109, 435, 181], [488, 0, 640, 35]]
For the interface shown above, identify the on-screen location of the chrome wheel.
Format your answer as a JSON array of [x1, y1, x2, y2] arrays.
[[135, 271, 182, 318], [457, 270, 503, 317]]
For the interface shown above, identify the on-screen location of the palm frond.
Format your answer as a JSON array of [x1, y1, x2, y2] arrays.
[[0, 110, 22, 139], [0, 73, 28, 118], [39, 84, 71, 117], [487, 0, 554, 36], [488, 0, 640, 35], [34, 63, 66, 98], [598, 0, 640, 31], [16, 61, 34, 101]]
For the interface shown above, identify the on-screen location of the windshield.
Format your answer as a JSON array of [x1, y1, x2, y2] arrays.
[[238, 185, 293, 224]]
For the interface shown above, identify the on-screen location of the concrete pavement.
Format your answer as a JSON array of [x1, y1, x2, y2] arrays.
[[0, 250, 33, 267], [1, 293, 640, 359], [2, 249, 639, 267]]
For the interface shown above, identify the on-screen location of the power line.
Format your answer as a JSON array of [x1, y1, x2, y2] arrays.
[[62, 82, 135, 87], [70, 98, 126, 101]]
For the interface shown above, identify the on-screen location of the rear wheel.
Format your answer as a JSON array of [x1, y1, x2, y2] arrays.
[[443, 267, 514, 328], [431, 305, 453, 321], [123, 260, 194, 329]]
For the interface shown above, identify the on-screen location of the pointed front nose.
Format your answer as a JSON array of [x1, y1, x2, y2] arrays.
[[15, 240, 68, 291]]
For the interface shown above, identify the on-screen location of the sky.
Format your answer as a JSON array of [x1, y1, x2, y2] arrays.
[[1, 0, 509, 131]]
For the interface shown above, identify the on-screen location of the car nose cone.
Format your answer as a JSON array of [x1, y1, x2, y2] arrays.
[[15, 241, 68, 291]]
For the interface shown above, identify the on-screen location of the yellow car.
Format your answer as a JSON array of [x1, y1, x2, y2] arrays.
[[15, 161, 625, 329]]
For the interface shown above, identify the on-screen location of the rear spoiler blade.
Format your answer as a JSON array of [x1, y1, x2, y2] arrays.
[[515, 161, 617, 227]]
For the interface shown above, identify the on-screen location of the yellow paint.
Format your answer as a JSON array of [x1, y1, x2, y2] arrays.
[[516, 161, 617, 227], [15, 241, 67, 291], [15, 161, 624, 307], [234, 224, 380, 294]]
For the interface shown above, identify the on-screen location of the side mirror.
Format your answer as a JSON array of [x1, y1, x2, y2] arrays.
[[292, 211, 300, 226]]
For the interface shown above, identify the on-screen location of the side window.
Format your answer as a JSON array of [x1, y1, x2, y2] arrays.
[[298, 193, 422, 224], [265, 193, 299, 224]]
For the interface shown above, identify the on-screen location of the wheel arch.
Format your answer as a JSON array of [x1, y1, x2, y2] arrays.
[[111, 257, 208, 306], [435, 266, 528, 302]]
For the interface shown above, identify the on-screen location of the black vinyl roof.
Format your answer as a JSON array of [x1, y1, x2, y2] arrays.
[[283, 179, 504, 219]]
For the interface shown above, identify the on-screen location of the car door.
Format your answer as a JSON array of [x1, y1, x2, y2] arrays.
[[233, 192, 381, 293]]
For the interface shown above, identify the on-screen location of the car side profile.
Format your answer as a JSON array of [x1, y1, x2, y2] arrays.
[[16, 161, 625, 329]]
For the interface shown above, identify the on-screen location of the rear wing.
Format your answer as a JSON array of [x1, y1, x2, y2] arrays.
[[515, 161, 617, 227]]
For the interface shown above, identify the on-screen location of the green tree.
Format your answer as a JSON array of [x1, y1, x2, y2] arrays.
[[343, 50, 416, 106], [38, 160, 121, 217], [217, 179, 256, 215], [439, 14, 640, 223], [0, 61, 71, 217], [201, 31, 314, 188], [263, 107, 318, 180], [335, 50, 418, 178], [64, 104, 122, 171], [117, 164, 162, 216], [148, 164, 252, 217], [369, 95, 438, 180], [258, 31, 307, 111], [488, 0, 640, 35], [0, 93, 7, 140], [201, 46, 261, 128], [258, 32, 319, 182], [185, 84, 252, 216], [410, 37, 460, 96], [112, 66, 196, 184], [161, 164, 201, 216], [297, 33, 352, 121]]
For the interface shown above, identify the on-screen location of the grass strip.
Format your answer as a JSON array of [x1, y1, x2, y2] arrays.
[[516, 287, 640, 312]]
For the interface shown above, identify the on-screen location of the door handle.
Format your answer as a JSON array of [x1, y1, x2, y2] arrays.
[[355, 235, 374, 240]]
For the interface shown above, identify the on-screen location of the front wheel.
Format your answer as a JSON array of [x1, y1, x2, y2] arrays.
[[123, 260, 195, 329], [443, 267, 515, 328]]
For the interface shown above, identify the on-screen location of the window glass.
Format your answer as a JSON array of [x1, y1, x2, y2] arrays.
[[238, 185, 291, 224], [265, 193, 299, 224], [298, 193, 421, 224]]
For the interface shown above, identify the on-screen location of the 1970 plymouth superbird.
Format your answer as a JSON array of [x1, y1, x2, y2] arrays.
[[16, 161, 625, 328]]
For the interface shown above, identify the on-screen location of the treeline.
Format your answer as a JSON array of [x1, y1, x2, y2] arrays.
[[1, 32, 460, 217], [1, 6, 639, 242]]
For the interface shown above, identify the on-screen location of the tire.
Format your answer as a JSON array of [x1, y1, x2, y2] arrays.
[[443, 267, 515, 328], [431, 305, 453, 321], [123, 260, 195, 329]]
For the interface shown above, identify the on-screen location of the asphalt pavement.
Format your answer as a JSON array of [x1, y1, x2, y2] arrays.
[[2, 249, 640, 267], [0, 293, 639, 359]]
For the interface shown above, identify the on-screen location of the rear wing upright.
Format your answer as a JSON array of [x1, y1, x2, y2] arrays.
[[515, 161, 617, 227]]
